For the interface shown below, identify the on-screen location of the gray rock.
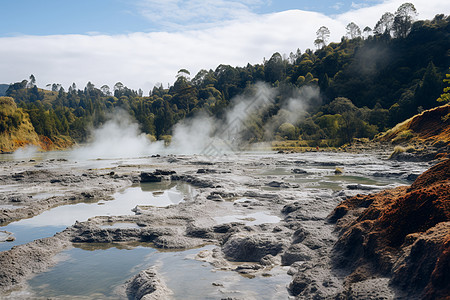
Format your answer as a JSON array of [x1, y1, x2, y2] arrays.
[[281, 243, 314, 265], [126, 267, 172, 300], [222, 233, 286, 262], [140, 172, 162, 183]]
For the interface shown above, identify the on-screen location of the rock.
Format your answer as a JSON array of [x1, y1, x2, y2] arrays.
[[346, 184, 378, 191], [289, 272, 312, 296], [334, 167, 343, 175], [140, 172, 162, 183], [392, 222, 450, 297], [281, 243, 314, 265], [234, 263, 263, 274], [266, 181, 298, 188], [222, 233, 286, 262], [197, 168, 217, 174], [126, 267, 172, 300], [281, 202, 302, 214], [292, 169, 307, 174], [154, 169, 176, 176]]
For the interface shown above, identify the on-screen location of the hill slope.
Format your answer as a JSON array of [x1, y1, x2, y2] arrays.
[[375, 104, 450, 160], [0, 97, 73, 153]]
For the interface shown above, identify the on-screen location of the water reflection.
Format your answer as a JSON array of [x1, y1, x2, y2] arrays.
[[214, 211, 281, 226], [27, 244, 290, 299], [0, 182, 195, 252]]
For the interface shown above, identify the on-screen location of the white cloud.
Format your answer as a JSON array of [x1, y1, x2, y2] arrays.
[[0, 0, 448, 93]]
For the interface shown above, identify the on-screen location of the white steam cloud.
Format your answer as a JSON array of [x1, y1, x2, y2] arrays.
[[70, 110, 164, 160], [13, 145, 39, 160], [69, 83, 318, 159], [264, 85, 320, 139]]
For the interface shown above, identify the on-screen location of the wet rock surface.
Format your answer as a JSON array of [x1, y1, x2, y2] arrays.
[[125, 267, 172, 300], [0, 152, 439, 298], [329, 159, 450, 299]]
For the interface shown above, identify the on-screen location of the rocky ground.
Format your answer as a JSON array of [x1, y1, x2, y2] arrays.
[[0, 151, 445, 299]]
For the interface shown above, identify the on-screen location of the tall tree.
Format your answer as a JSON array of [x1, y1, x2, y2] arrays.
[[393, 2, 417, 38], [315, 26, 330, 49], [265, 52, 284, 83], [374, 12, 394, 35], [414, 61, 442, 109], [346, 22, 362, 39], [100, 85, 111, 96], [27, 74, 36, 88], [363, 26, 372, 39]]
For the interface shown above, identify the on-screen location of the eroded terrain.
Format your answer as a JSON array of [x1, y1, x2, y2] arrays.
[[0, 151, 433, 299]]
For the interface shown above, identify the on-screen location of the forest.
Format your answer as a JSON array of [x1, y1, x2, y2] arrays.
[[2, 5, 450, 148]]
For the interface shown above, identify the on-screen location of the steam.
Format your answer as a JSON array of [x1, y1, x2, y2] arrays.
[[169, 114, 215, 154], [70, 83, 319, 159], [13, 145, 39, 160], [264, 85, 320, 139], [70, 110, 164, 160]]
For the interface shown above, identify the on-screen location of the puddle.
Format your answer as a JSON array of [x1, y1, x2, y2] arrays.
[[0, 182, 195, 252], [214, 212, 281, 226], [26, 244, 290, 299]]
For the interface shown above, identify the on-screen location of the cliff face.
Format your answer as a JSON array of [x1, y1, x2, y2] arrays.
[[329, 159, 450, 299], [0, 97, 41, 152], [0, 97, 73, 153]]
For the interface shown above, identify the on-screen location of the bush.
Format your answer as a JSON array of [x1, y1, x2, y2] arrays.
[[392, 129, 414, 144]]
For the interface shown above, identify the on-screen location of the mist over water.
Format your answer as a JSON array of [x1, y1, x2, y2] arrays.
[[13, 145, 39, 160], [70, 110, 164, 160], [69, 83, 320, 159]]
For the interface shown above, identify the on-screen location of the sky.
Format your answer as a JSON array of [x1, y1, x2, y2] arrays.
[[0, 0, 448, 93]]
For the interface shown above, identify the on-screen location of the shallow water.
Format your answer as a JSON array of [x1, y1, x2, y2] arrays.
[[27, 244, 290, 299], [214, 211, 281, 226], [0, 182, 195, 252]]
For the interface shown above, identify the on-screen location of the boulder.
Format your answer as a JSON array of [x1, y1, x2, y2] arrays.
[[140, 172, 162, 183], [222, 233, 286, 262], [126, 267, 171, 300]]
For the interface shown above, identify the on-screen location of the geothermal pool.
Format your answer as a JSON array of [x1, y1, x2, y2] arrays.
[[0, 182, 195, 252], [0, 151, 431, 299]]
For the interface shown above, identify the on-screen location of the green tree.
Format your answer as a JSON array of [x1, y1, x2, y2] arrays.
[[437, 68, 450, 103], [265, 52, 284, 83], [393, 3, 417, 38], [346, 22, 361, 39], [315, 26, 330, 49], [374, 12, 394, 35], [414, 61, 442, 109]]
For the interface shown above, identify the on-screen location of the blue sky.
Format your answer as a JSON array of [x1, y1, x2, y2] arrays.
[[0, 0, 448, 91], [0, 0, 383, 36]]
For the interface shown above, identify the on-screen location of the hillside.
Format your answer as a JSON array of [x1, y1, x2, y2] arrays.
[[0, 97, 73, 153], [376, 104, 450, 160]]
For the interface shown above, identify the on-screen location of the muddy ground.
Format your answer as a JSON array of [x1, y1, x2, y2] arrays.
[[0, 151, 432, 299]]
